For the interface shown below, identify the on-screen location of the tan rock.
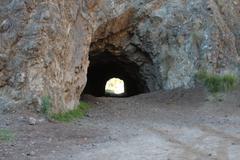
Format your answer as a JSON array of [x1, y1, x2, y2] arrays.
[[0, 0, 239, 112]]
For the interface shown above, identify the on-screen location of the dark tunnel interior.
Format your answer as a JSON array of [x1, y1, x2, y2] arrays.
[[83, 52, 148, 97]]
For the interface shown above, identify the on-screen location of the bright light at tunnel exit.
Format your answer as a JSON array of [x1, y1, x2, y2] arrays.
[[105, 78, 125, 95]]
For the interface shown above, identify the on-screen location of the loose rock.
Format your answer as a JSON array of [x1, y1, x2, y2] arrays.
[[28, 117, 37, 125]]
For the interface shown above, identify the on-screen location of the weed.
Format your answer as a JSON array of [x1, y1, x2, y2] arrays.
[[0, 129, 15, 142], [50, 101, 90, 122], [196, 71, 238, 93], [41, 96, 52, 114]]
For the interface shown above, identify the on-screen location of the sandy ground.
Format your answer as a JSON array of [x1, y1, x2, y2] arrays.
[[1, 86, 240, 160]]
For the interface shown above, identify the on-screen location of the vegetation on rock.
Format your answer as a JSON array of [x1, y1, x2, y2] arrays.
[[41, 96, 52, 115], [41, 95, 90, 122], [197, 71, 238, 93], [50, 101, 90, 122]]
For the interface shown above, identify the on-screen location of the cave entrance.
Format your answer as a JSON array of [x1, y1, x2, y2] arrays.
[[83, 52, 148, 97], [105, 78, 125, 96]]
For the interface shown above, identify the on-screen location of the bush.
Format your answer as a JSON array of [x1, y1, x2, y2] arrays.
[[196, 71, 238, 93], [50, 101, 90, 122]]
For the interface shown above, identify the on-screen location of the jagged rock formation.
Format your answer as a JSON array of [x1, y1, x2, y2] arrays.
[[0, 0, 240, 112]]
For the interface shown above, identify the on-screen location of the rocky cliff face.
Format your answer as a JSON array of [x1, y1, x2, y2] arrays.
[[0, 0, 239, 112]]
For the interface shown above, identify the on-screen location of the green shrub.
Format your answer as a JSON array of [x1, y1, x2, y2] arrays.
[[50, 101, 90, 122], [0, 129, 15, 142], [41, 95, 90, 122], [196, 71, 238, 93], [41, 96, 52, 114]]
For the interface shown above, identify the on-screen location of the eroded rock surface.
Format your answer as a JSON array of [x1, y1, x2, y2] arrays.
[[0, 0, 239, 112]]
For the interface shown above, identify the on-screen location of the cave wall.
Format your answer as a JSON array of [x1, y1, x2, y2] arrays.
[[0, 0, 239, 112]]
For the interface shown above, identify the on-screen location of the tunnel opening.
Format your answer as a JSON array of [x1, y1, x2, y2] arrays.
[[83, 51, 148, 97], [105, 78, 125, 97]]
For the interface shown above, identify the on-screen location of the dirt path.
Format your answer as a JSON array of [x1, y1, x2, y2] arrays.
[[1, 87, 240, 160]]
